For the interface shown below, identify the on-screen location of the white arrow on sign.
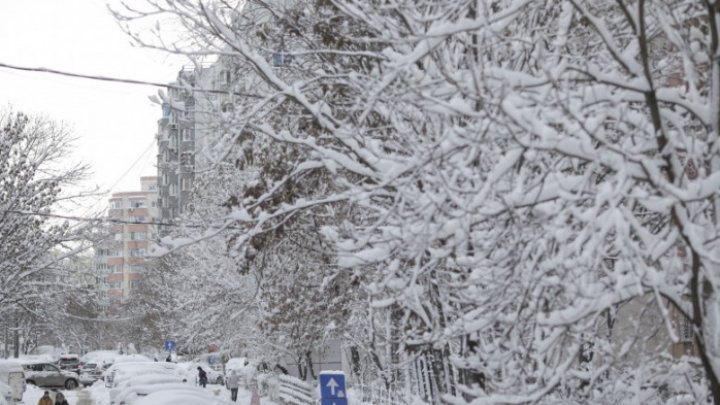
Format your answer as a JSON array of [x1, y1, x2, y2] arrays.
[[326, 377, 339, 396]]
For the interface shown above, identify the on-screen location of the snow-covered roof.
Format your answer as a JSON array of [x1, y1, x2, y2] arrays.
[[0, 361, 24, 374]]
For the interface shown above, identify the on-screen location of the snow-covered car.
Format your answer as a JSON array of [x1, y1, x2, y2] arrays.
[[224, 357, 257, 386], [113, 382, 212, 405], [81, 350, 121, 370], [57, 354, 81, 374], [79, 362, 104, 386], [103, 359, 155, 387], [106, 362, 187, 389], [181, 363, 224, 385], [134, 389, 234, 405], [109, 374, 189, 404], [21, 363, 79, 390], [205, 367, 224, 385]]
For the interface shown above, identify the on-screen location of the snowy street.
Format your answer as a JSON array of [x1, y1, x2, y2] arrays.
[[18, 379, 275, 405], [19, 385, 91, 405]]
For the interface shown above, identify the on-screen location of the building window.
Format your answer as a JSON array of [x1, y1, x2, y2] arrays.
[[130, 232, 146, 241], [180, 153, 193, 166], [97, 263, 109, 272], [181, 177, 193, 191], [169, 184, 178, 196], [130, 249, 145, 257], [130, 280, 141, 289], [220, 70, 231, 84], [181, 128, 192, 141], [114, 233, 123, 241], [130, 199, 146, 208], [110, 200, 123, 209], [151, 201, 157, 208]]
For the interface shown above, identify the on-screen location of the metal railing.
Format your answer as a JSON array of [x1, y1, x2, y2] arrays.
[[275, 374, 315, 405]]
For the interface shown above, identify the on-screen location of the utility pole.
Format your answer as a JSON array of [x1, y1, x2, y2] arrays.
[[3, 321, 8, 358], [13, 318, 19, 358]]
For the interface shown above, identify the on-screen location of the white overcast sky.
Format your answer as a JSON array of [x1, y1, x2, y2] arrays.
[[0, 0, 183, 209]]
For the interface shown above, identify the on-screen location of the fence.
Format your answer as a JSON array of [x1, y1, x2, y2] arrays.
[[358, 381, 409, 405], [275, 374, 316, 405]]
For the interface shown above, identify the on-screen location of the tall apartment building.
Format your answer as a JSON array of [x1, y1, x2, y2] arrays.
[[156, 62, 234, 225], [156, 42, 295, 228], [95, 176, 159, 304]]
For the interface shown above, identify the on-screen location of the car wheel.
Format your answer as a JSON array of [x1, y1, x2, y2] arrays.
[[26, 380, 35, 386], [216, 376, 223, 385], [65, 379, 78, 390]]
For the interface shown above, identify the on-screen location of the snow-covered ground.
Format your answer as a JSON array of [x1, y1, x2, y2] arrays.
[[19, 385, 83, 404], [20, 383, 279, 405]]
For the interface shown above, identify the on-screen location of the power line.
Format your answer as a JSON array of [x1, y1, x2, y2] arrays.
[[3, 208, 241, 230], [0, 61, 260, 98], [107, 139, 156, 193], [80, 139, 157, 218]]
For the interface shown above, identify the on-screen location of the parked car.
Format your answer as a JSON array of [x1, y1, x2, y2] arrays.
[[57, 355, 81, 374], [0, 360, 25, 403], [79, 362, 104, 386], [116, 383, 225, 405], [105, 362, 184, 389], [181, 363, 224, 385], [134, 389, 234, 405], [109, 375, 188, 405], [224, 357, 257, 386], [22, 363, 79, 390]]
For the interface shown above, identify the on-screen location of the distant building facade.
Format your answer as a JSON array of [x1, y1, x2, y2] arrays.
[[156, 63, 235, 227], [95, 176, 159, 304]]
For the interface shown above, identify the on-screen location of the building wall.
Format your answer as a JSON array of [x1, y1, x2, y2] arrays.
[[95, 177, 158, 306]]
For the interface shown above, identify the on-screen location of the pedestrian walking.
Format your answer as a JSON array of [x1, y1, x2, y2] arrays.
[[54, 392, 70, 405], [197, 366, 208, 388], [226, 369, 240, 402], [37, 391, 53, 405]]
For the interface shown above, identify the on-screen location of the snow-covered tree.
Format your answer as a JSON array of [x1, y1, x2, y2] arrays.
[[0, 109, 95, 355], [118, 0, 720, 402]]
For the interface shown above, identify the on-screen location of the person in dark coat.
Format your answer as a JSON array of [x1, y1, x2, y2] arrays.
[[54, 392, 70, 405], [197, 366, 208, 388]]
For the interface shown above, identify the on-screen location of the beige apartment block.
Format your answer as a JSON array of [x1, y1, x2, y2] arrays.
[[95, 176, 159, 305]]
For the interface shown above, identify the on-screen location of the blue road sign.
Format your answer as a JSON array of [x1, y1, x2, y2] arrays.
[[321, 399, 348, 405], [320, 372, 346, 400], [164, 340, 176, 352]]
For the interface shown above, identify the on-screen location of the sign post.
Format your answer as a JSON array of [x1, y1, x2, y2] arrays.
[[319, 371, 348, 405], [164, 340, 176, 352]]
